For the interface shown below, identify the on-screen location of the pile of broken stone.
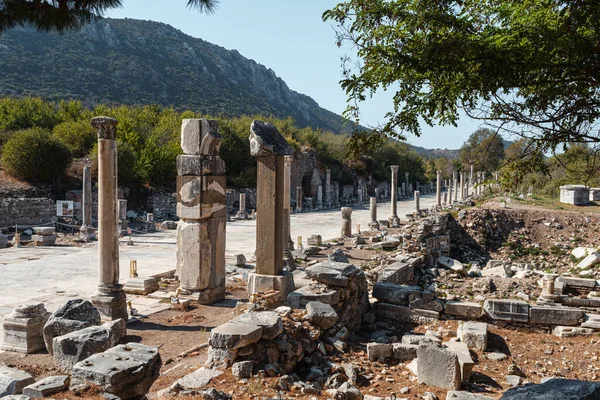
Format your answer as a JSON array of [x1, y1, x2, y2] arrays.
[[0, 299, 160, 399]]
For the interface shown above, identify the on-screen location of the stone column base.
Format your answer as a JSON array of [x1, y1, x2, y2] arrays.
[[247, 272, 295, 305], [235, 211, 248, 220], [91, 288, 128, 321], [180, 286, 226, 305], [368, 221, 380, 231], [123, 277, 159, 295], [388, 216, 401, 228], [79, 225, 96, 241]]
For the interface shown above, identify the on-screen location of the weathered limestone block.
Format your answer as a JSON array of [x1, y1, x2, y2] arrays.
[[205, 347, 238, 369], [445, 341, 475, 381], [446, 391, 494, 400], [377, 261, 414, 285], [52, 326, 115, 372], [42, 299, 101, 355], [417, 344, 461, 390], [71, 343, 161, 399], [176, 155, 225, 176], [0, 365, 35, 397], [576, 252, 600, 269], [438, 256, 465, 273], [231, 311, 283, 340], [103, 319, 126, 343], [529, 306, 583, 326], [401, 334, 441, 345], [176, 219, 225, 303], [31, 234, 57, 246], [445, 301, 483, 319], [367, 343, 393, 361], [552, 326, 594, 338], [306, 301, 338, 329], [176, 175, 227, 220], [287, 285, 341, 309], [328, 249, 349, 263], [307, 234, 322, 246], [392, 343, 418, 361], [32, 227, 55, 235], [305, 261, 359, 287], [232, 361, 253, 379], [181, 119, 221, 156], [409, 296, 444, 313], [123, 276, 159, 295], [247, 272, 295, 304], [1, 303, 50, 354], [483, 299, 529, 323], [372, 282, 422, 305], [375, 303, 440, 324], [208, 323, 263, 349], [457, 322, 488, 351], [161, 367, 223, 397], [249, 120, 294, 157], [22, 375, 69, 398]]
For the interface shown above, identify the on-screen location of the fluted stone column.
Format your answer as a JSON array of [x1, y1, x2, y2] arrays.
[[459, 172, 465, 201], [80, 161, 95, 241], [247, 121, 295, 301], [236, 193, 247, 219], [296, 187, 303, 213], [325, 169, 332, 208], [90, 117, 127, 321], [451, 171, 457, 203], [414, 190, 420, 214], [176, 119, 226, 304], [368, 197, 379, 231], [341, 207, 352, 237], [436, 170, 442, 207], [388, 165, 400, 227]]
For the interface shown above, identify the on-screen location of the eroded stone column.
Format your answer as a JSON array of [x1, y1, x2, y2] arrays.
[[358, 186, 364, 204], [80, 161, 95, 241], [341, 207, 352, 237], [451, 171, 457, 203], [90, 117, 127, 320], [283, 155, 295, 270], [176, 118, 226, 304], [236, 193, 247, 219], [459, 172, 465, 201], [325, 169, 332, 208], [368, 197, 379, 231], [436, 170, 442, 207], [414, 190, 421, 214], [317, 186, 323, 209], [405, 172, 409, 196], [296, 187, 303, 213], [388, 165, 400, 227], [247, 121, 295, 301]]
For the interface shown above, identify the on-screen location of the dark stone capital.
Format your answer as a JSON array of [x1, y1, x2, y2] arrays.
[[92, 117, 118, 140]]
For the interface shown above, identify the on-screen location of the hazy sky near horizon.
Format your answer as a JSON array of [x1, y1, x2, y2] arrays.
[[106, 0, 483, 149]]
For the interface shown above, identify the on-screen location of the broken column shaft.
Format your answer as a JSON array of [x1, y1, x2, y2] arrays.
[[368, 197, 379, 231], [90, 117, 127, 321], [341, 207, 352, 237], [388, 165, 401, 227], [436, 170, 442, 207]]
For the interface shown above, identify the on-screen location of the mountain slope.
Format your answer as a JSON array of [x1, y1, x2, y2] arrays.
[[0, 18, 352, 133]]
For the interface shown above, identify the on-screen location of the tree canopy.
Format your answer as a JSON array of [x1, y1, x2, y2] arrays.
[[459, 128, 505, 173], [0, 0, 218, 33], [323, 0, 600, 155]]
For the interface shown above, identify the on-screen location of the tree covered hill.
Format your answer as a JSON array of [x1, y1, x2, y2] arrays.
[[0, 18, 353, 133]]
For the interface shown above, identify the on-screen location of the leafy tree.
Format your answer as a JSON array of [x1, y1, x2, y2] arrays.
[[52, 119, 96, 157], [323, 1, 600, 153], [1, 127, 71, 182], [0, 0, 218, 33], [459, 128, 505, 173]]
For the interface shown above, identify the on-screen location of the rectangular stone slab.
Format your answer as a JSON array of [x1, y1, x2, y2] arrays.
[[445, 341, 475, 381], [445, 301, 483, 319], [377, 261, 414, 285], [529, 306, 583, 326], [208, 322, 262, 349], [483, 299, 529, 323]]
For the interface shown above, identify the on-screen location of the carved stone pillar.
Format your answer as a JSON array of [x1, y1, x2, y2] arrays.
[[368, 197, 380, 231], [388, 165, 400, 227], [341, 207, 352, 237]]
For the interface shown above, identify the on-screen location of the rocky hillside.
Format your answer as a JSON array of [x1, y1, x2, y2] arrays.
[[0, 18, 352, 133]]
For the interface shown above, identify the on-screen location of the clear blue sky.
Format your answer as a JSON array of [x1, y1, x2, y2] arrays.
[[106, 0, 482, 150]]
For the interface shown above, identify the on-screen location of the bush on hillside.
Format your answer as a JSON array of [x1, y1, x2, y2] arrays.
[[52, 120, 96, 158], [1, 128, 72, 182]]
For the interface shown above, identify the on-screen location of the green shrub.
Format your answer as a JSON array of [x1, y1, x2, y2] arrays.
[[1, 128, 72, 182], [52, 120, 96, 158]]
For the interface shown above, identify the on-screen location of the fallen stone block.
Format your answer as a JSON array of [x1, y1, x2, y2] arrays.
[[374, 303, 439, 324], [160, 220, 178, 230], [230, 311, 283, 340], [162, 367, 223, 397], [22, 375, 69, 398], [33, 227, 55, 235], [571, 247, 596, 259], [500, 378, 600, 399], [445, 341, 475, 381], [306, 301, 338, 329], [31, 234, 56, 246], [235, 254, 247, 266], [43, 299, 101, 355], [328, 249, 349, 263], [409, 297, 444, 312], [401, 334, 440, 345], [232, 361, 253, 379], [305, 261, 359, 287], [372, 282, 422, 305], [529, 306, 583, 326], [392, 343, 418, 361], [103, 319, 126, 343], [209, 322, 262, 349], [446, 391, 494, 400], [0, 365, 35, 397], [438, 256, 465, 273], [417, 344, 461, 390], [123, 276, 159, 295], [577, 252, 600, 269], [287, 285, 341, 309], [1, 303, 50, 354], [481, 264, 512, 278], [457, 322, 487, 351], [552, 326, 594, 338], [445, 301, 483, 319], [483, 299, 529, 323], [307, 235, 322, 246], [377, 261, 414, 285], [367, 343, 393, 361], [71, 343, 161, 400], [205, 347, 237, 369], [52, 325, 115, 373]]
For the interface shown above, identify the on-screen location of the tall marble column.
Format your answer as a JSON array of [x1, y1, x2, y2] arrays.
[[368, 197, 379, 231], [451, 171, 457, 203], [317, 186, 323, 209], [388, 165, 401, 227], [470, 164, 474, 185], [176, 118, 226, 304], [296, 187, 303, 213], [436, 170, 442, 207], [247, 120, 295, 300], [80, 160, 95, 241], [325, 169, 332, 208], [90, 117, 127, 320], [405, 172, 410, 196], [459, 172, 465, 201], [283, 155, 295, 270], [236, 193, 247, 219], [414, 190, 421, 214]]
